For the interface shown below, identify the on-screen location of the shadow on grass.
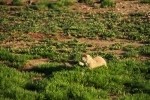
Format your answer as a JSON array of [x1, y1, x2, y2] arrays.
[[24, 64, 75, 76], [124, 82, 150, 94]]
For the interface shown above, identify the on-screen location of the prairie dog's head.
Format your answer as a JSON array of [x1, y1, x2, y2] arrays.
[[79, 54, 93, 66], [82, 54, 93, 62]]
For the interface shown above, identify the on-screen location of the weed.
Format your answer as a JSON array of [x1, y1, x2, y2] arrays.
[[109, 43, 122, 50], [0, 32, 9, 41], [139, 45, 150, 56], [48, 0, 76, 9], [123, 50, 139, 58], [12, 0, 24, 5], [101, 0, 116, 8], [140, 0, 150, 3], [78, 0, 94, 5]]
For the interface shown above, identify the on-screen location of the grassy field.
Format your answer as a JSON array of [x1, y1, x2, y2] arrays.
[[0, 0, 150, 100]]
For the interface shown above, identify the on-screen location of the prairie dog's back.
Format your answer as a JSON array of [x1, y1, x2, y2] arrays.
[[80, 54, 107, 69], [93, 56, 107, 66]]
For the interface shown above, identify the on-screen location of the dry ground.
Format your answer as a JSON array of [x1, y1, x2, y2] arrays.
[[71, 0, 150, 15]]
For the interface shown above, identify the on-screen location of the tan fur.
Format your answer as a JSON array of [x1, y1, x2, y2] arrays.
[[80, 54, 107, 69]]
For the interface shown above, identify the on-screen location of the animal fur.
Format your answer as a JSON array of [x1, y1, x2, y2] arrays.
[[79, 54, 107, 69]]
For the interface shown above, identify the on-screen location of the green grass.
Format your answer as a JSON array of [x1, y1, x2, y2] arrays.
[[140, 0, 150, 3], [78, 0, 94, 5], [0, 4, 150, 100], [0, 64, 44, 100], [101, 0, 116, 8], [0, 48, 34, 68], [48, 0, 77, 9], [0, 60, 150, 99]]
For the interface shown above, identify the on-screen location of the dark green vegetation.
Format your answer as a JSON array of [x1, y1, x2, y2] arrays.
[[0, 1, 150, 100], [140, 0, 150, 3], [100, 0, 115, 7]]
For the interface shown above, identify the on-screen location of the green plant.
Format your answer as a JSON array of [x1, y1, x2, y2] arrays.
[[140, 0, 150, 3], [123, 50, 139, 58], [109, 43, 122, 50], [0, 48, 32, 68], [101, 0, 116, 7], [139, 45, 150, 56], [48, 0, 76, 8], [78, 0, 94, 5], [12, 0, 23, 5], [0, 32, 9, 41]]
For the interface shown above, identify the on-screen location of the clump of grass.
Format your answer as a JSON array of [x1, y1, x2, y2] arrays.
[[139, 45, 150, 56], [122, 45, 139, 58], [0, 48, 33, 68], [0, 32, 9, 41], [101, 0, 116, 8], [123, 50, 139, 58], [140, 0, 150, 3], [48, 0, 76, 9], [78, 0, 94, 5], [109, 43, 122, 50], [12, 0, 23, 5], [0, 64, 43, 100]]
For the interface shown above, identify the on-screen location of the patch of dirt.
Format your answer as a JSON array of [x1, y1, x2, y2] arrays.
[[78, 38, 146, 58], [78, 38, 143, 47], [115, 0, 150, 15], [70, 0, 150, 15], [1, 40, 38, 50], [31, 74, 44, 81], [23, 58, 49, 70], [138, 55, 150, 61], [50, 33, 143, 48], [28, 32, 46, 41], [53, 35, 143, 48], [0, 32, 45, 50], [107, 49, 125, 55], [52, 34, 150, 60], [48, 32, 72, 42]]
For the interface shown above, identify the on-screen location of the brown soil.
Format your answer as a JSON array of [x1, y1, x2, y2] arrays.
[[23, 58, 49, 70], [28, 32, 46, 41], [0, 32, 45, 50], [50, 34, 145, 58], [71, 0, 150, 15], [51, 34, 143, 49], [77, 38, 143, 47], [77, 38, 143, 56]]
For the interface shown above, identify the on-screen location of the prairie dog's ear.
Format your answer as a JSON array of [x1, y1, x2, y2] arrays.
[[82, 53, 89, 58]]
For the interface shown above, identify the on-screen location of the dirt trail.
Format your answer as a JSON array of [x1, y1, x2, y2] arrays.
[[23, 58, 49, 70]]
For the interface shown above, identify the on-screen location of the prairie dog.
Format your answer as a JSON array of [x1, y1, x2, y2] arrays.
[[79, 54, 107, 69]]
